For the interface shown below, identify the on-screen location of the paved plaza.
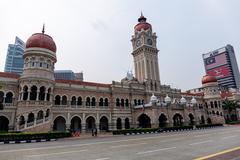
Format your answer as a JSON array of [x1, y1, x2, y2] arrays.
[[0, 126, 240, 160]]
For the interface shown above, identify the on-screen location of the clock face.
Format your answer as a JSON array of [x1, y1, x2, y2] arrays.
[[147, 39, 153, 45], [136, 40, 141, 47]]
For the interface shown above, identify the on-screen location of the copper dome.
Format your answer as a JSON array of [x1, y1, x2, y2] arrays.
[[202, 74, 217, 84], [26, 32, 56, 53]]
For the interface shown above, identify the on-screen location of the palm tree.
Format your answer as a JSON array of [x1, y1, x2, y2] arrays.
[[222, 100, 239, 121]]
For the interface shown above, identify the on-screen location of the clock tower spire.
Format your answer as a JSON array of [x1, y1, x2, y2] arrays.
[[131, 13, 160, 91]]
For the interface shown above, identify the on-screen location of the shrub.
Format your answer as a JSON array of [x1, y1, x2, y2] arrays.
[[0, 132, 71, 142], [196, 123, 223, 129]]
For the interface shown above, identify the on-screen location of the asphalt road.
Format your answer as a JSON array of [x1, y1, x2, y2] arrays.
[[1, 126, 240, 160]]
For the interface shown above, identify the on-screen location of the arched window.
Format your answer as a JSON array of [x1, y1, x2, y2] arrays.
[[37, 110, 44, 120], [77, 97, 82, 106], [5, 92, 13, 103], [86, 97, 90, 106], [205, 102, 208, 108], [134, 99, 137, 106], [19, 116, 25, 126], [116, 98, 120, 107], [138, 99, 141, 105], [91, 97, 96, 106], [30, 85, 37, 100], [27, 113, 34, 123], [39, 86, 45, 101], [142, 100, 144, 105], [23, 86, 28, 101], [45, 109, 50, 118], [0, 91, 4, 103], [99, 98, 104, 107], [210, 101, 214, 108], [214, 101, 218, 108], [55, 95, 61, 105], [212, 110, 215, 115], [120, 99, 124, 107], [71, 96, 76, 105], [125, 99, 129, 107], [216, 111, 219, 116], [104, 98, 108, 106], [47, 88, 51, 101], [62, 96, 67, 105]]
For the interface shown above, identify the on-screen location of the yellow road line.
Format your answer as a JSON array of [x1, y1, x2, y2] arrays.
[[194, 146, 240, 160]]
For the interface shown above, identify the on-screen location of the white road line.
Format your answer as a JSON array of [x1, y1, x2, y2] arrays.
[[194, 134, 211, 137], [26, 149, 88, 158], [222, 135, 237, 140], [189, 140, 213, 146], [95, 158, 110, 160], [111, 142, 146, 148], [136, 147, 176, 155]]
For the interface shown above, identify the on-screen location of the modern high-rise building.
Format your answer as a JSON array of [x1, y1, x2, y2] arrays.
[[203, 44, 240, 89], [4, 37, 25, 74], [54, 70, 76, 80]]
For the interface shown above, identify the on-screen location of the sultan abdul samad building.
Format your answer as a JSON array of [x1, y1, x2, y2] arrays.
[[0, 14, 225, 132]]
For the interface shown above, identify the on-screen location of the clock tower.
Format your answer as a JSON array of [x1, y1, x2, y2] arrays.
[[131, 13, 160, 91]]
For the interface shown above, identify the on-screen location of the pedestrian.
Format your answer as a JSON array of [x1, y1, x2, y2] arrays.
[[92, 128, 94, 136], [94, 128, 97, 137]]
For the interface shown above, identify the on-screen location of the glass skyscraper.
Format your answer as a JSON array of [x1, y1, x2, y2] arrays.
[[203, 44, 240, 89], [4, 37, 25, 74]]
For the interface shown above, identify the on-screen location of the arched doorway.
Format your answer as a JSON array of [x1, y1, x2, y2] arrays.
[[86, 116, 96, 132], [207, 118, 212, 124], [159, 114, 167, 128], [173, 113, 183, 126], [138, 114, 151, 128], [53, 116, 66, 131], [125, 118, 130, 129], [189, 113, 195, 125], [99, 116, 108, 131], [116, 118, 122, 130], [0, 116, 9, 132], [200, 115, 205, 124], [70, 116, 81, 132]]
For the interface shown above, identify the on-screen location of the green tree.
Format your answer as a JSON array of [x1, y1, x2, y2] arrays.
[[222, 100, 239, 121]]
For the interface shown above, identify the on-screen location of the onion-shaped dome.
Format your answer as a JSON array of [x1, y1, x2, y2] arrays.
[[180, 96, 187, 105], [134, 13, 152, 32], [190, 96, 197, 104], [26, 26, 56, 53], [150, 93, 157, 103], [202, 74, 217, 84], [164, 94, 171, 104]]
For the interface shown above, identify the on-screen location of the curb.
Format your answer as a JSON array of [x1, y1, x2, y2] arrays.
[[123, 126, 223, 136], [0, 139, 56, 145]]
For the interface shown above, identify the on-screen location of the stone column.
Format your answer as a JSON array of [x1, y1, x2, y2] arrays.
[[27, 89, 30, 101], [36, 89, 40, 101]]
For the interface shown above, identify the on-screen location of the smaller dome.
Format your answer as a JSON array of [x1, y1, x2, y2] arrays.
[[190, 96, 197, 104], [202, 74, 217, 84], [164, 94, 171, 104], [150, 93, 157, 103], [134, 13, 152, 32], [180, 96, 187, 105]]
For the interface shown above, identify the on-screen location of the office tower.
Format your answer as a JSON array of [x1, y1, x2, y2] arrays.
[[203, 45, 240, 89]]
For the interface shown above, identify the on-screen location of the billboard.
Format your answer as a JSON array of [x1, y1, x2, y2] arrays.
[[206, 65, 231, 79], [204, 53, 228, 70]]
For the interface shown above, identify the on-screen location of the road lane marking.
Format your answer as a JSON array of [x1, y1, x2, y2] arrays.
[[194, 134, 211, 137], [189, 140, 213, 146], [26, 149, 88, 158], [111, 142, 146, 148], [193, 146, 240, 160], [95, 158, 110, 160], [136, 147, 176, 155], [222, 135, 237, 140]]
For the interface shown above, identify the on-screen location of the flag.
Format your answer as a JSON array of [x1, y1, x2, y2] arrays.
[[207, 65, 231, 78], [205, 53, 227, 70]]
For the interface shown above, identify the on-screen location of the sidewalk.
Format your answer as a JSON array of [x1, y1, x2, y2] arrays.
[[60, 132, 115, 141]]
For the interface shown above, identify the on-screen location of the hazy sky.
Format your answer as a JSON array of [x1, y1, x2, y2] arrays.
[[1, 0, 240, 91]]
